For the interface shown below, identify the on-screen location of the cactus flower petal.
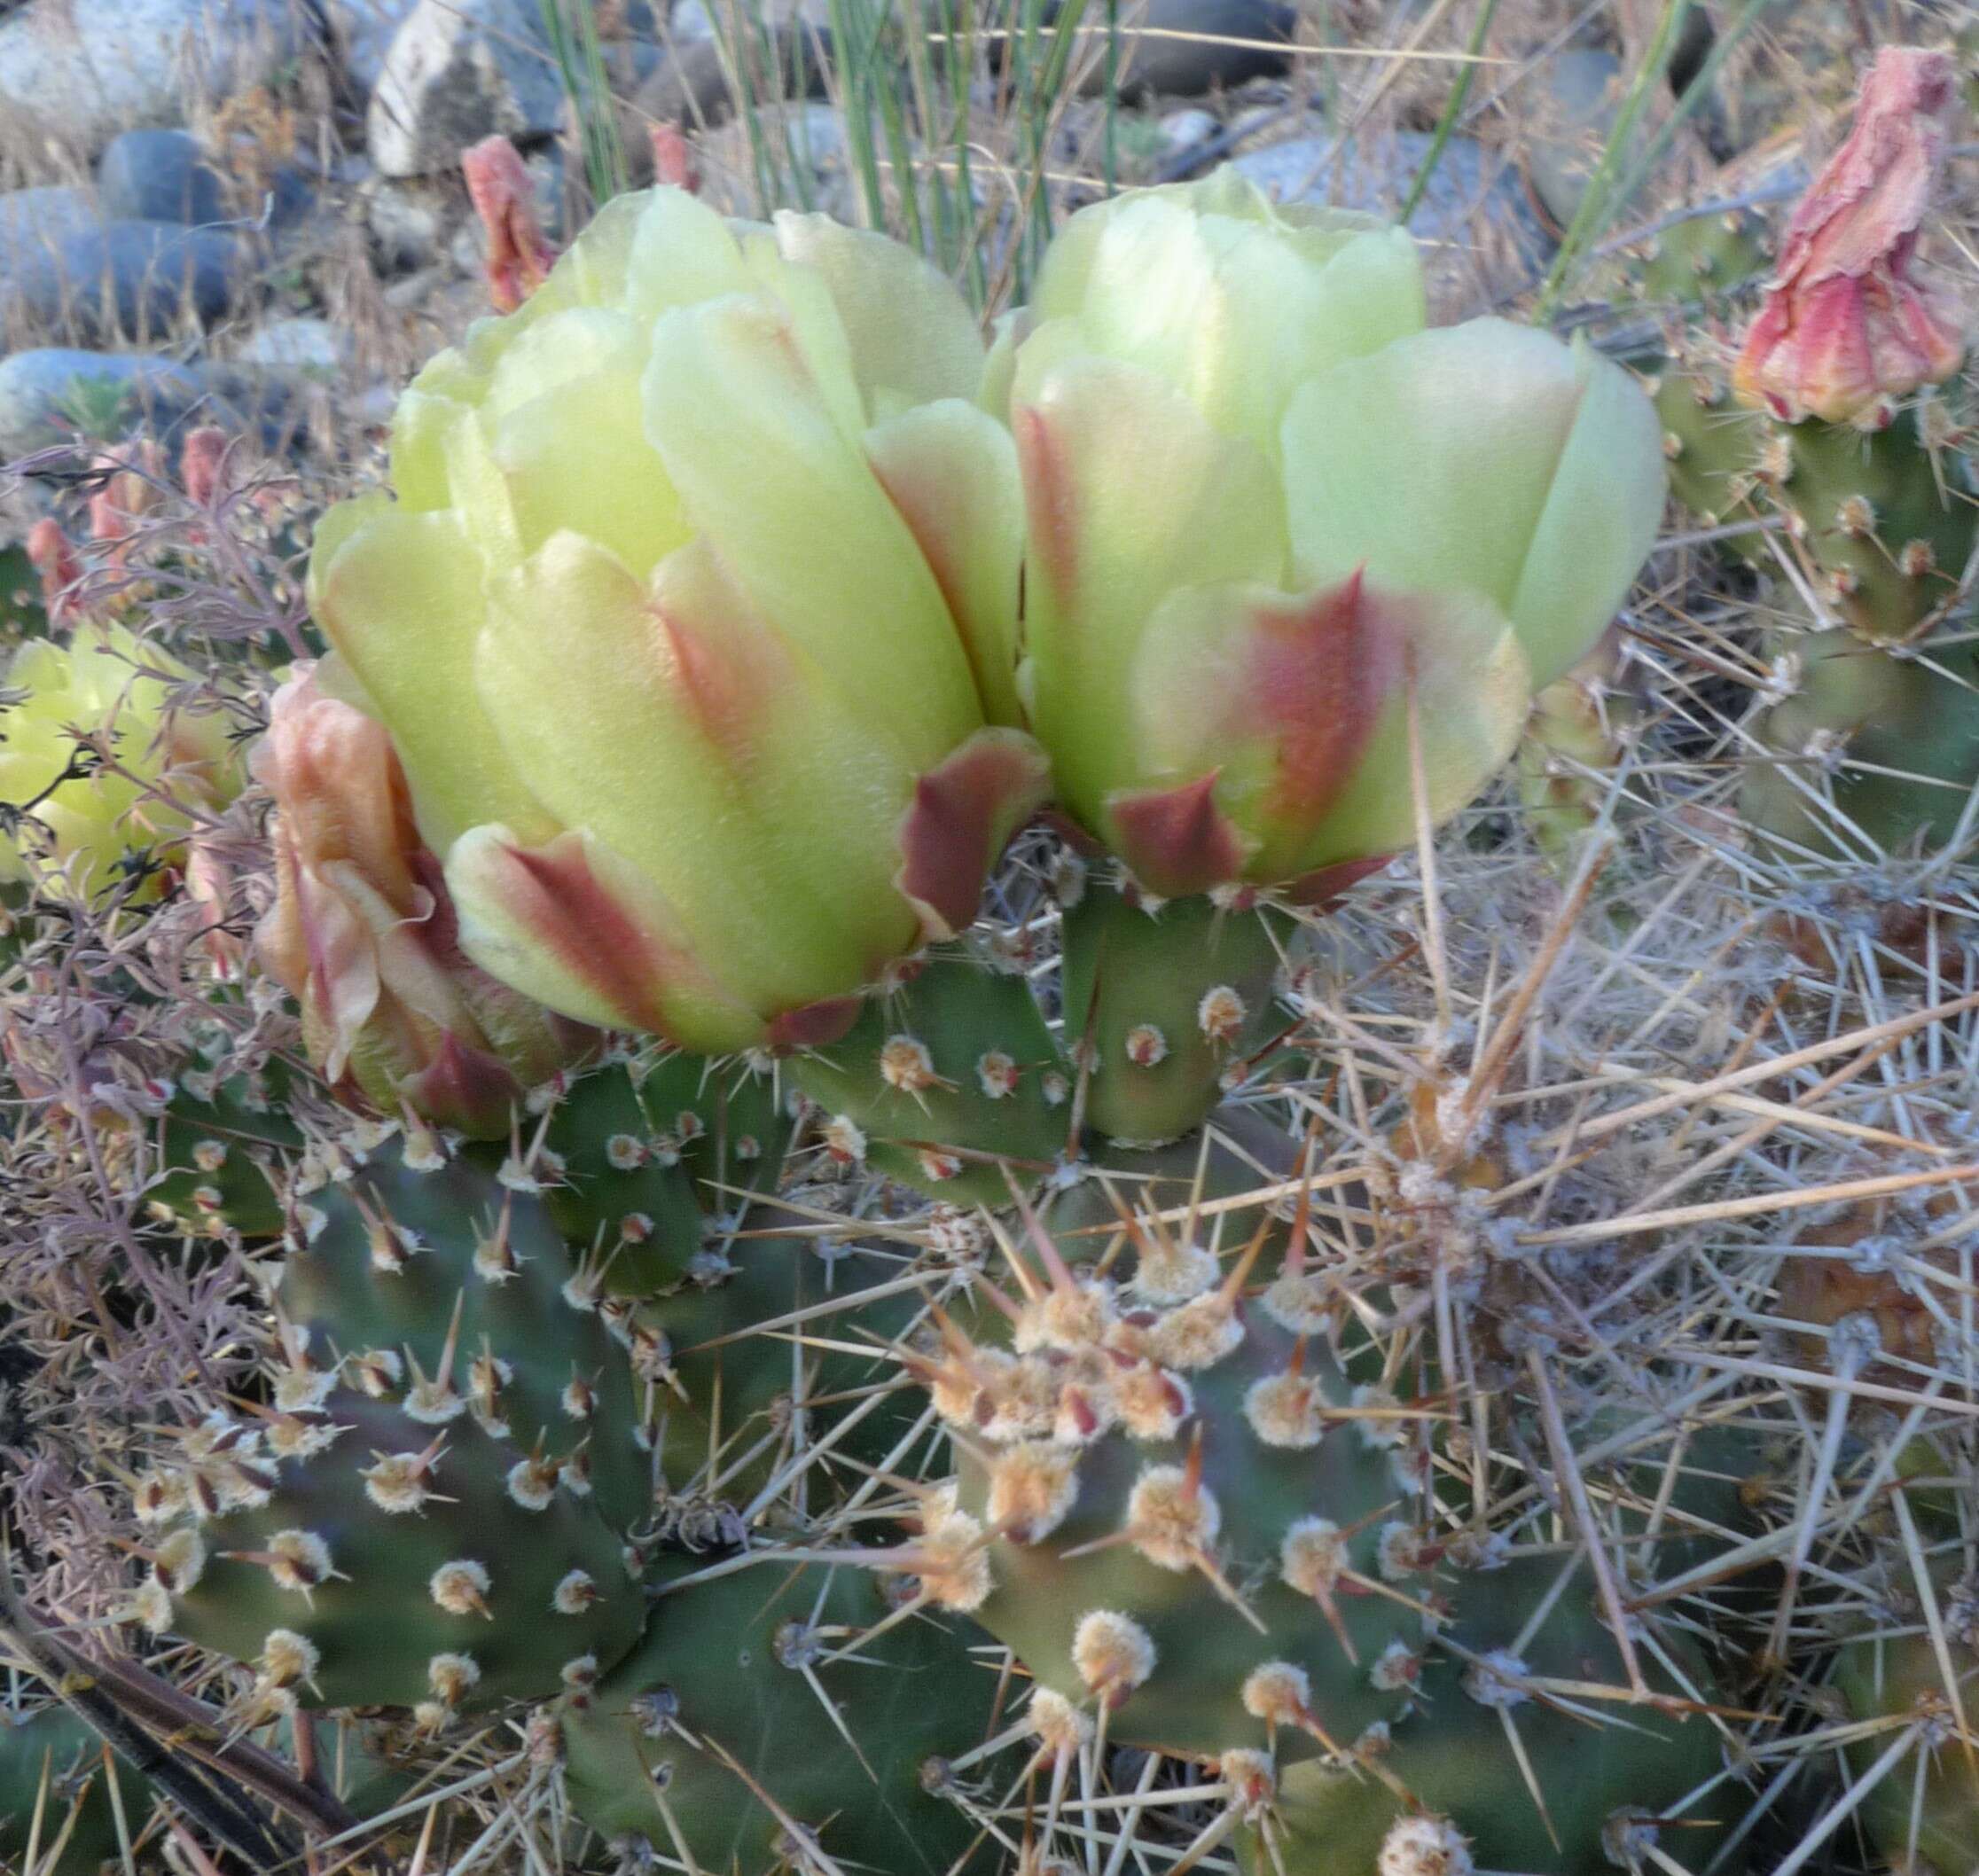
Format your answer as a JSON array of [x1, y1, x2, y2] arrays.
[[1105, 773, 1255, 901], [643, 289, 983, 766], [309, 497, 558, 852], [1733, 47, 1967, 424], [1013, 355, 1288, 826], [1280, 320, 1663, 690], [768, 210, 991, 412], [896, 728, 1052, 940], [1008, 182, 1662, 894], [1123, 573, 1530, 885], [0, 623, 239, 902], [254, 669, 595, 1136], [445, 824, 762, 1051], [866, 400, 1026, 726]]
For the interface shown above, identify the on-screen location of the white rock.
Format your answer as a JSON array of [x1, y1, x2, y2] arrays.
[[367, 0, 565, 179], [1159, 108, 1218, 157], [237, 317, 352, 373], [0, 0, 310, 161]]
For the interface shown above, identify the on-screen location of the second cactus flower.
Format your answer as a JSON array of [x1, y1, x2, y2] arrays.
[[1004, 171, 1667, 897]]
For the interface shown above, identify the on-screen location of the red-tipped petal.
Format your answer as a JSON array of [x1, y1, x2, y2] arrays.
[[447, 825, 763, 1052], [763, 996, 864, 1052], [895, 727, 1052, 941], [397, 1033, 529, 1139], [1283, 854, 1393, 909], [649, 122, 700, 192], [181, 426, 231, 507], [25, 519, 82, 624], [1104, 773, 1255, 900]]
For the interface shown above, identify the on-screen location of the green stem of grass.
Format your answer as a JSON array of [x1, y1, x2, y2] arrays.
[[1400, 0, 1500, 227]]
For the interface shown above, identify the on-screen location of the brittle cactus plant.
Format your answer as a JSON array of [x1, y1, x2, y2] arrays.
[[1653, 48, 1979, 860], [32, 121, 1844, 1876]]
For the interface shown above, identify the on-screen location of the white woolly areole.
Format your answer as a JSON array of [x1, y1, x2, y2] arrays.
[[1378, 1814, 1474, 1876], [1072, 1608, 1156, 1697]]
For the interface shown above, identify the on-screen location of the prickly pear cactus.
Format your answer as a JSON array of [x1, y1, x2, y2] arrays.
[[148, 1057, 299, 1242], [1834, 1580, 1979, 1876], [787, 943, 1073, 1207], [1059, 870, 1288, 1147], [1759, 400, 1977, 645], [1248, 1554, 1730, 1875], [560, 1561, 1000, 1873], [135, 1382, 645, 1715], [0, 1704, 150, 1875], [1739, 629, 1979, 857], [275, 1120, 653, 1530]]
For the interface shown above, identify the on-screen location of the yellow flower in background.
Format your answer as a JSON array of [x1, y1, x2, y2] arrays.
[[0, 622, 239, 903]]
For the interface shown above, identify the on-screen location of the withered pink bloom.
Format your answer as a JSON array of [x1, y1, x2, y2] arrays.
[[180, 426, 231, 510], [254, 667, 596, 1137], [25, 518, 83, 627], [649, 121, 699, 192], [1735, 47, 1967, 424], [462, 134, 558, 315]]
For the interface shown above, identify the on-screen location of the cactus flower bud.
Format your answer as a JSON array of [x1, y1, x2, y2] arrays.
[[0, 622, 239, 902], [310, 186, 1044, 1051], [1734, 48, 1967, 426], [463, 135, 558, 315], [254, 667, 597, 1137], [1006, 172, 1665, 897]]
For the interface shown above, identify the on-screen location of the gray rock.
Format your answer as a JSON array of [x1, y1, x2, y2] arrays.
[[0, 220, 245, 343], [1230, 131, 1552, 267], [98, 129, 228, 226], [1519, 49, 1625, 237], [0, 348, 276, 457], [0, 0, 315, 161], [1081, 0, 1294, 98], [0, 187, 106, 250], [326, 0, 422, 100], [367, 0, 566, 178], [235, 315, 352, 373]]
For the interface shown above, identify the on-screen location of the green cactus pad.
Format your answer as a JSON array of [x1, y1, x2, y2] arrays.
[[1834, 1588, 1979, 1876], [1740, 629, 1979, 858], [149, 1059, 301, 1240], [639, 1051, 796, 1215], [1627, 207, 1772, 309], [1060, 876, 1290, 1147], [634, 1225, 938, 1514], [560, 1561, 1000, 1875], [1242, 1552, 1731, 1876], [529, 1059, 705, 1296], [787, 946, 1072, 1208], [151, 1384, 645, 1711], [278, 1122, 652, 1533], [1652, 357, 1770, 561], [0, 1706, 150, 1876], [952, 1285, 1425, 1767], [1032, 1104, 1304, 1278], [1765, 402, 1978, 645]]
